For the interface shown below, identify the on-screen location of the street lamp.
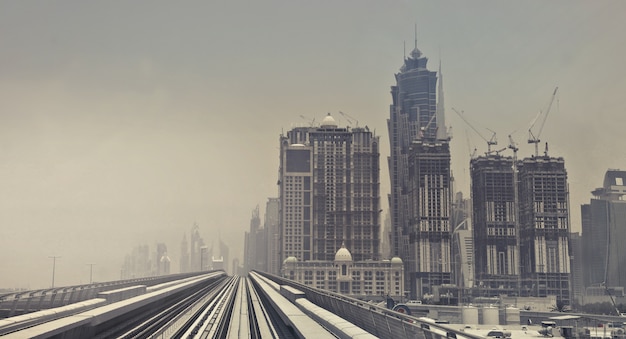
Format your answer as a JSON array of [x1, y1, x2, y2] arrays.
[[49, 256, 61, 288], [86, 263, 96, 284]]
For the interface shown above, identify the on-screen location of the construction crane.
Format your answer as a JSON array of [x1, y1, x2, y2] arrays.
[[508, 135, 519, 155], [465, 131, 477, 158], [603, 283, 625, 317], [299, 115, 316, 127], [452, 107, 498, 153], [486, 147, 506, 156], [338, 111, 358, 127], [528, 87, 558, 156], [416, 113, 439, 139]]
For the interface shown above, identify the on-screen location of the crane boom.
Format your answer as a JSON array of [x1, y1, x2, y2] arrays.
[[452, 107, 497, 152], [528, 87, 558, 156], [339, 111, 358, 127]]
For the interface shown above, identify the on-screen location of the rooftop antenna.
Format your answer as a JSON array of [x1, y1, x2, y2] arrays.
[[414, 23, 418, 50], [403, 40, 406, 60]]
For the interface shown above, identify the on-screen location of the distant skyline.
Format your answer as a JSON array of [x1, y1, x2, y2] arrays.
[[1, 1, 625, 289]]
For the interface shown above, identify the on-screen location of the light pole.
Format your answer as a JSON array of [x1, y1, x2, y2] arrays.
[[49, 256, 61, 288], [86, 263, 95, 284]]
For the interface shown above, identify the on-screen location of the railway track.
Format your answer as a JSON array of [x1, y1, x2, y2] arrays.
[[1, 271, 483, 339]]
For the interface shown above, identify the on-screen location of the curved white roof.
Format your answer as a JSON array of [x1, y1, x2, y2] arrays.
[[320, 113, 338, 128], [334, 243, 353, 262], [390, 257, 403, 264], [283, 256, 298, 264]]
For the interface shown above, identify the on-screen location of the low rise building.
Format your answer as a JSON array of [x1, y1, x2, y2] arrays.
[[281, 243, 404, 299]]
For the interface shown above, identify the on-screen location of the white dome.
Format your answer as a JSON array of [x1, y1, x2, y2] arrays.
[[320, 113, 338, 128], [390, 257, 403, 265], [283, 256, 298, 264], [334, 243, 353, 262]]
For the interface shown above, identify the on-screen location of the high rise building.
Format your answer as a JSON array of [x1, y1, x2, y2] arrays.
[[278, 114, 380, 265], [180, 233, 189, 273], [518, 156, 571, 303], [451, 192, 474, 293], [407, 137, 452, 297], [569, 232, 584, 303], [156, 243, 170, 276], [387, 39, 449, 298], [265, 197, 281, 275], [211, 237, 224, 271], [219, 238, 230, 275], [120, 245, 151, 279], [581, 170, 626, 294], [244, 206, 262, 273], [471, 155, 520, 296], [190, 223, 205, 272]]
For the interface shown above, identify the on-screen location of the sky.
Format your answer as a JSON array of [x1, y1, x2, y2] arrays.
[[1, 1, 625, 289]]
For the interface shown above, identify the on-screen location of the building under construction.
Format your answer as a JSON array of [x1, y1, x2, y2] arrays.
[[469, 152, 571, 303], [471, 154, 520, 296], [518, 155, 571, 304], [407, 138, 452, 297]]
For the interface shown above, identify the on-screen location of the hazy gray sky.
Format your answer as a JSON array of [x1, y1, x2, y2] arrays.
[[1, 1, 625, 289]]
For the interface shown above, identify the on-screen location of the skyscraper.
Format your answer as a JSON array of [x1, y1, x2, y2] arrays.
[[519, 156, 571, 303], [471, 155, 520, 296], [265, 197, 280, 275], [189, 223, 205, 272], [180, 233, 189, 273], [243, 206, 262, 273], [581, 170, 626, 294], [278, 114, 380, 265], [156, 243, 170, 276], [407, 137, 452, 297], [387, 39, 449, 297]]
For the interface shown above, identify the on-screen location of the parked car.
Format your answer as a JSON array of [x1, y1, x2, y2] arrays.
[[486, 330, 512, 338]]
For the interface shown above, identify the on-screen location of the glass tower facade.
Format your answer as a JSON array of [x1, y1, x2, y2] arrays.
[[388, 43, 450, 298]]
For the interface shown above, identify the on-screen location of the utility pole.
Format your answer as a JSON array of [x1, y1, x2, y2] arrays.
[[49, 256, 61, 288], [86, 263, 95, 284]]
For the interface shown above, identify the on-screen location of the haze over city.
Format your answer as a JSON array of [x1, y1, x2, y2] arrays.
[[1, 1, 625, 289]]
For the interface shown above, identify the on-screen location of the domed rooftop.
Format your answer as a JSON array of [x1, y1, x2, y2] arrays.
[[283, 256, 298, 264], [320, 113, 338, 128], [334, 243, 353, 262], [390, 257, 403, 265]]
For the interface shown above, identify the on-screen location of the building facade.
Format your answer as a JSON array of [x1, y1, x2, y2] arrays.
[[265, 197, 281, 275], [278, 114, 380, 265], [180, 234, 189, 273], [581, 170, 626, 294], [471, 155, 520, 296], [518, 156, 571, 304], [407, 138, 452, 297], [282, 244, 404, 299], [387, 40, 449, 298]]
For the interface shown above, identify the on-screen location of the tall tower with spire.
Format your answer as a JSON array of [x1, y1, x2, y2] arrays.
[[388, 33, 451, 298]]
